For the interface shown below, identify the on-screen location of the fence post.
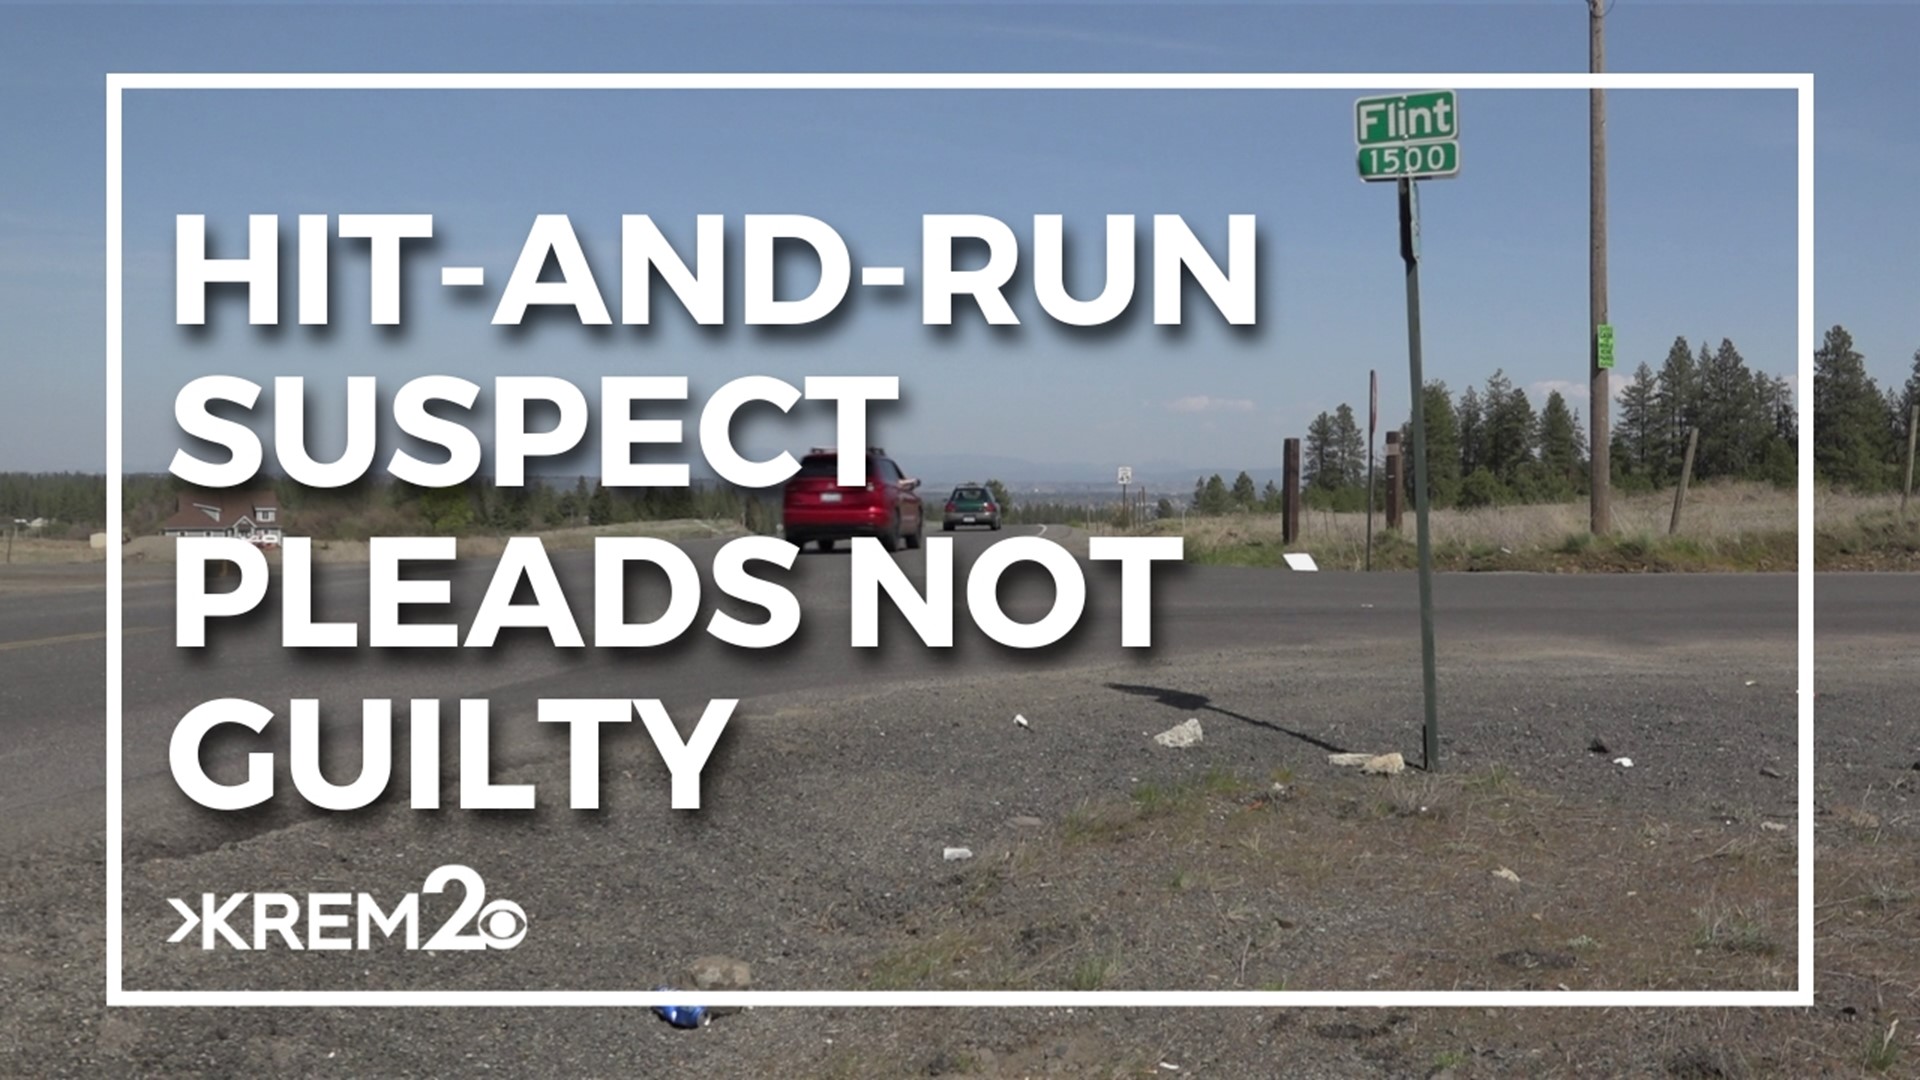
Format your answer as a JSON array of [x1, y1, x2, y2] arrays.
[[1668, 426, 1699, 536], [1282, 438, 1302, 544], [1903, 405, 1918, 520], [1384, 432, 1402, 530]]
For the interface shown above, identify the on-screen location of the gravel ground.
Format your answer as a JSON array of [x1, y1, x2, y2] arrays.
[[1, 617, 1857, 1077]]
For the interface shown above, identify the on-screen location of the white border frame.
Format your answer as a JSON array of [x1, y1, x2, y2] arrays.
[[107, 71, 1814, 1008]]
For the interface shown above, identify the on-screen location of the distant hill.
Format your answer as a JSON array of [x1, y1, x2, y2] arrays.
[[898, 454, 1290, 493], [530, 454, 1296, 495]]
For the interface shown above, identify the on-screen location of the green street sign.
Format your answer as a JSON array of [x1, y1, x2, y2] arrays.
[[1356, 90, 1460, 182], [1355, 90, 1459, 146], [1597, 323, 1615, 369], [1359, 141, 1459, 181]]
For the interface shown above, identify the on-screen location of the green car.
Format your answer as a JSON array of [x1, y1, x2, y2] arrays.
[[941, 485, 1003, 531]]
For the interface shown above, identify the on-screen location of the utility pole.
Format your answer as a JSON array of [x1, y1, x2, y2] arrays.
[[1588, 0, 1611, 535]]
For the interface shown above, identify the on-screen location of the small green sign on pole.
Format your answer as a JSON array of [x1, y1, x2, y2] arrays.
[[1597, 323, 1616, 370]]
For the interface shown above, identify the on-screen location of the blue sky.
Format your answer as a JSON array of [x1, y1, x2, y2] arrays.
[[1, 2, 1913, 480]]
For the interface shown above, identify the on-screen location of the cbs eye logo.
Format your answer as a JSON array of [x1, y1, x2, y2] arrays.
[[475, 898, 529, 949]]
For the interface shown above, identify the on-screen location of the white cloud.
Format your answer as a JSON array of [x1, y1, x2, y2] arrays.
[[1167, 395, 1255, 414], [1528, 374, 1629, 408], [1528, 379, 1585, 403]]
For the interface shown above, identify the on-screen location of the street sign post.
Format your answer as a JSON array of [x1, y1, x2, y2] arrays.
[[1398, 178, 1442, 774], [1360, 88, 1455, 772], [1117, 466, 1132, 528], [1356, 90, 1460, 182]]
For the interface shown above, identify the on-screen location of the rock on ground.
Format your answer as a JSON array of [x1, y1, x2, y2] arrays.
[[1153, 719, 1204, 748]]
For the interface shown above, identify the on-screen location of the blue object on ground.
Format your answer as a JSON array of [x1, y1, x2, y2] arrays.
[[653, 988, 707, 1029]]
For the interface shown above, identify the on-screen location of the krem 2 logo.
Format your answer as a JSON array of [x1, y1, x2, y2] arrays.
[[167, 864, 527, 950]]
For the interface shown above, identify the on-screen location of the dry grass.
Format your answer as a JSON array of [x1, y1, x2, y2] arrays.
[[1812, 489, 1920, 569], [1815, 488, 1913, 522], [0, 535, 107, 564], [1107, 481, 1799, 572], [1296, 482, 1793, 551], [1112, 483, 1920, 572]]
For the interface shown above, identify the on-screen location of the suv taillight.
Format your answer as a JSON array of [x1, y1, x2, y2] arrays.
[[945, 502, 957, 512]]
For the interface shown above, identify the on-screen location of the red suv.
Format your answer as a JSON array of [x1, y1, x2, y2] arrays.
[[781, 447, 925, 552]]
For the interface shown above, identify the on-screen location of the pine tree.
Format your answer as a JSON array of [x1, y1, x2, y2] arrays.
[[1231, 471, 1258, 510], [526, 478, 557, 527], [1201, 474, 1231, 513], [1405, 382, 1459, 507], [1481, 370, 1535, 482], [1537, 390, 1581, 491], [417, 486, 473, 535], [1332, 404, 1365, 488], [1696, 338, 1763, 479], [1615, 362, 1658, 480], [1813, 325, 1891, 489], [1884, 348, 1920, 456], [1305, 411, 1338, 490], [1693, 340, 1715, 461], [1764, 374, 1796, 443], [1456, 385, 1486, 478], [1753, 373, 1798, 487], [1406, 381, 1461, 508], [1653, 337, 1697, 483]]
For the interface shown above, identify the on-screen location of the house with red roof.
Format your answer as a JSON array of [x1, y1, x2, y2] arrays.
[[161, 490, 282, 547]]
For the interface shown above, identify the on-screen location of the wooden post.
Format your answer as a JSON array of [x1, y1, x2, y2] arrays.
[[1903, 405, 1918, 520], [1366, 369, 1377, 572], [1668, 427, 1699, 536], [1384, 432, 1402, 530], [1282, 438, 1302, 544]]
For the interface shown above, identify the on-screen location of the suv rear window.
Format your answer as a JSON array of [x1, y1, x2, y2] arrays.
[[796, 454, 881, 481], [953, 487, 988, 500]]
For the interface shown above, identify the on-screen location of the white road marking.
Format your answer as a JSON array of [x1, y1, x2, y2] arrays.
[[0, 626, 162, 652], [1283, 553, 1318, 572]]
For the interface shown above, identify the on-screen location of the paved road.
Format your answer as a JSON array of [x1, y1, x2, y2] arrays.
[[0, 527, 1808, 850]]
